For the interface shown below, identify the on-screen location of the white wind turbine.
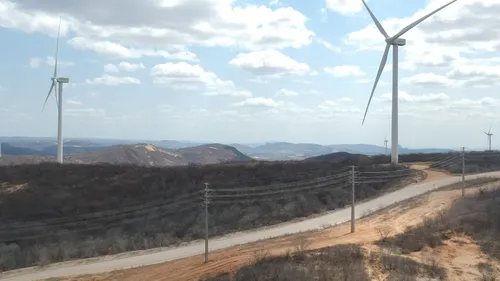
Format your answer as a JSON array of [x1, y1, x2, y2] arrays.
[[485, 124, 493, 151], [42, 17, 70, 164], [360, 0, 458, 164]]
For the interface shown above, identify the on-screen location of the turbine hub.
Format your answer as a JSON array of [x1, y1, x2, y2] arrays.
[[388, 37, 407, 46]]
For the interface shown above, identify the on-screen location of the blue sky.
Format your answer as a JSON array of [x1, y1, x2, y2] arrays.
[[0, 0, 498, 149]]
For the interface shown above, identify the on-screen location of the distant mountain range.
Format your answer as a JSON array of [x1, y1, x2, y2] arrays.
[[0, 143, 252, 166], [0, 137, 453, 163], [229, 142, 452, 160]]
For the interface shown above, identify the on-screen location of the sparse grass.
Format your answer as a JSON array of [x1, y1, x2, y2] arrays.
[[292, 235, 311, 257], [252, 249, 270, 265], [378, 182, 500, 261], [375, 225, 394, 241], [202, 244, 371, 281], [478, 262, 499, 281], [202, 243, 448, 281]]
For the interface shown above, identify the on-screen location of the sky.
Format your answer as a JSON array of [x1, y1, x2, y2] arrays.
[[0, 0, 498, 150]]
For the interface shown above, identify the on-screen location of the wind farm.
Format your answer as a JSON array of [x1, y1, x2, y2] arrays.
[[1, 0, 500, 281]]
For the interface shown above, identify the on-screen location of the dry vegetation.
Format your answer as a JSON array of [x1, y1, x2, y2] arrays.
[[201, 243, 448, 281], [198, 179, 500, 281], [429, 151, 500, 174], [0, 155, 423, 271], [379, 181, 500, 260]]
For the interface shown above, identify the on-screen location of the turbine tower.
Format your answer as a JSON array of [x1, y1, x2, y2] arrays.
[[360, 0, 457, 165], [485, 124, 493, 151], [42, 17, 69, 164], [384, 137, 388, 155]]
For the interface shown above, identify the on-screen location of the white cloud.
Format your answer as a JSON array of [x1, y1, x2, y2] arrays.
[[325, 0, 365, 15], [450, 97, 499, 110], [29, 56, 74, 69], [324, 65, 365, 78], [203, 90, 253, 98], [152, 62, 231, 90], [86, 74, 141, 86], [379, 91, 451, 103], [344, 0, 500, 71], [276, 89, 299, 96], [446, 64, 500, 87], [69, 37, 199, 61], [1, 0, 314, 57], [401, 73, 456, 87], [229, 49, 310, 77], [103, 64, 119, 73], [316, 100, 361, 118], [151, 62, 250, 97], [104, 61, 145, 73], [234, 97, 280, 108]]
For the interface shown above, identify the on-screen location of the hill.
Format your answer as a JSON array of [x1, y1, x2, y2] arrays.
[[0, 154, 422, 271], [0, 143, 253, 166], [232, 142, 453, 160], [176, 143, 253, 165]]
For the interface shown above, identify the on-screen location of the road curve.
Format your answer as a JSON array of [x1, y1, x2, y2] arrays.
[[3, 171, 500, 281]]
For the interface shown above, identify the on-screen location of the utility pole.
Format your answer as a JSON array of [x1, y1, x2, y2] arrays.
[[461, 147, 465, 197], [204, 182, 210, 263], [351, 165, 356, 233]]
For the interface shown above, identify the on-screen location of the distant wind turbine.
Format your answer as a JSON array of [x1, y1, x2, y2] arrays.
[[42, 17, 70, 164], [360, 0, 458, 165], [485, 124, 493, 151], [384, 137, 388, 155]]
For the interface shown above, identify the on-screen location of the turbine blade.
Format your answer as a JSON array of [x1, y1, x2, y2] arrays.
[[362, 43, 391, 125], [361, 0, 389, 38], [392, 0, 457, 40], [54, 82, 59, 106], [53, 16, 62, 78], [43, 82, 55, 112], [488, 122, 492, 134]]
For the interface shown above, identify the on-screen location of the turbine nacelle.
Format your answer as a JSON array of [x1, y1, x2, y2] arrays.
[[387, 37, 406, 46], [57, 77, 70, 84]]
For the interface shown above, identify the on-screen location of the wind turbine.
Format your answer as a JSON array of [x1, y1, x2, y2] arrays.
[[360, 0, 458, 164], [42, 17, 69, 164], [384, 137, 388, 155], [485, 124, 493, 151]]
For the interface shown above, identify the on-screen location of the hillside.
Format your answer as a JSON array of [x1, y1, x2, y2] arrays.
[[305, 151, 458, 164], [176, 143, 253, 165], [430, 150, 500, 174], [70, 144, 187, 166], [0, 155, 422, 271], [0, 143, 253, 166]]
